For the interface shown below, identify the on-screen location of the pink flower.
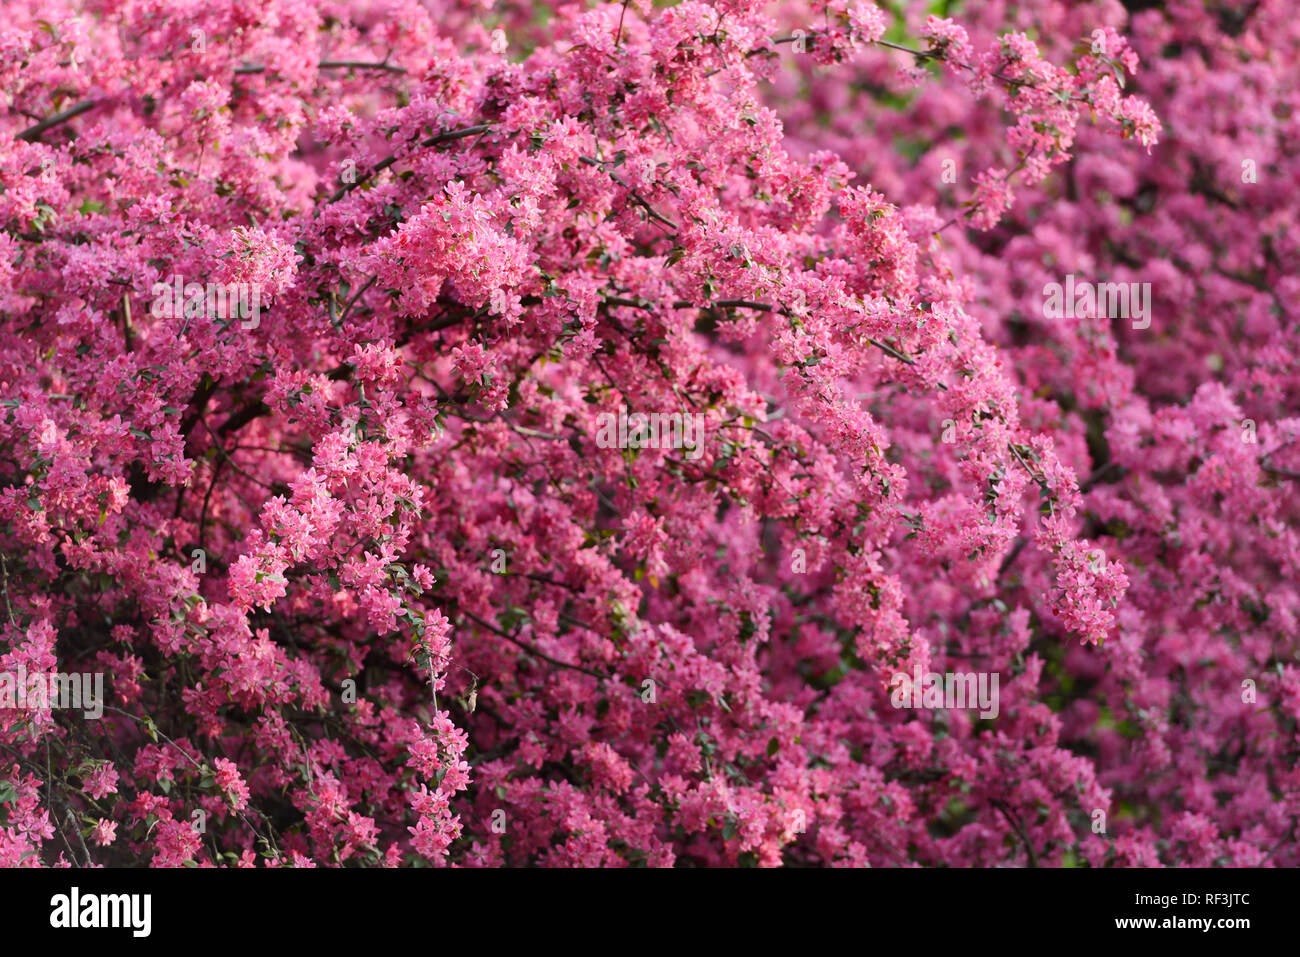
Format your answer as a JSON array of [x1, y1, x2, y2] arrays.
[[90, 819, 118, 847], [213, 758, 250, 812], [82, 764, 119, 801]]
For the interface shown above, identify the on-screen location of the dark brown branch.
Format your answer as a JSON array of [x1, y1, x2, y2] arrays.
[[990, 799, 1039, 867], [326, 124, 494, 203], [458, 609, 609, 681], [579, 156, 678, 230], [236, 60, 407, 75], [17, 100, 95, 142]]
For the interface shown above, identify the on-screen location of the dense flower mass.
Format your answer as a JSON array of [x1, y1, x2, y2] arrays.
[[0, 0, 1295, 868]]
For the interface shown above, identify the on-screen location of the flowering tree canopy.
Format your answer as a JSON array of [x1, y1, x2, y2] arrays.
[[0, 0, 1295, 868]]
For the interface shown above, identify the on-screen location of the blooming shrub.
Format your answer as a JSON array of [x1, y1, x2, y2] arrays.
[[0, 0, 1294, 867]]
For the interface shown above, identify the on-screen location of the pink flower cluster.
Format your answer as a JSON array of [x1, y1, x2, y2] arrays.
[[0, 0, 1292, 869]]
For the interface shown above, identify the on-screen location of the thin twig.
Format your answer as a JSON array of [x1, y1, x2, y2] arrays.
[[991, 799, 1039, 867], [459, 609, 608, 680], [235, 60, 406, 75], [326, 124, 494, 203]]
